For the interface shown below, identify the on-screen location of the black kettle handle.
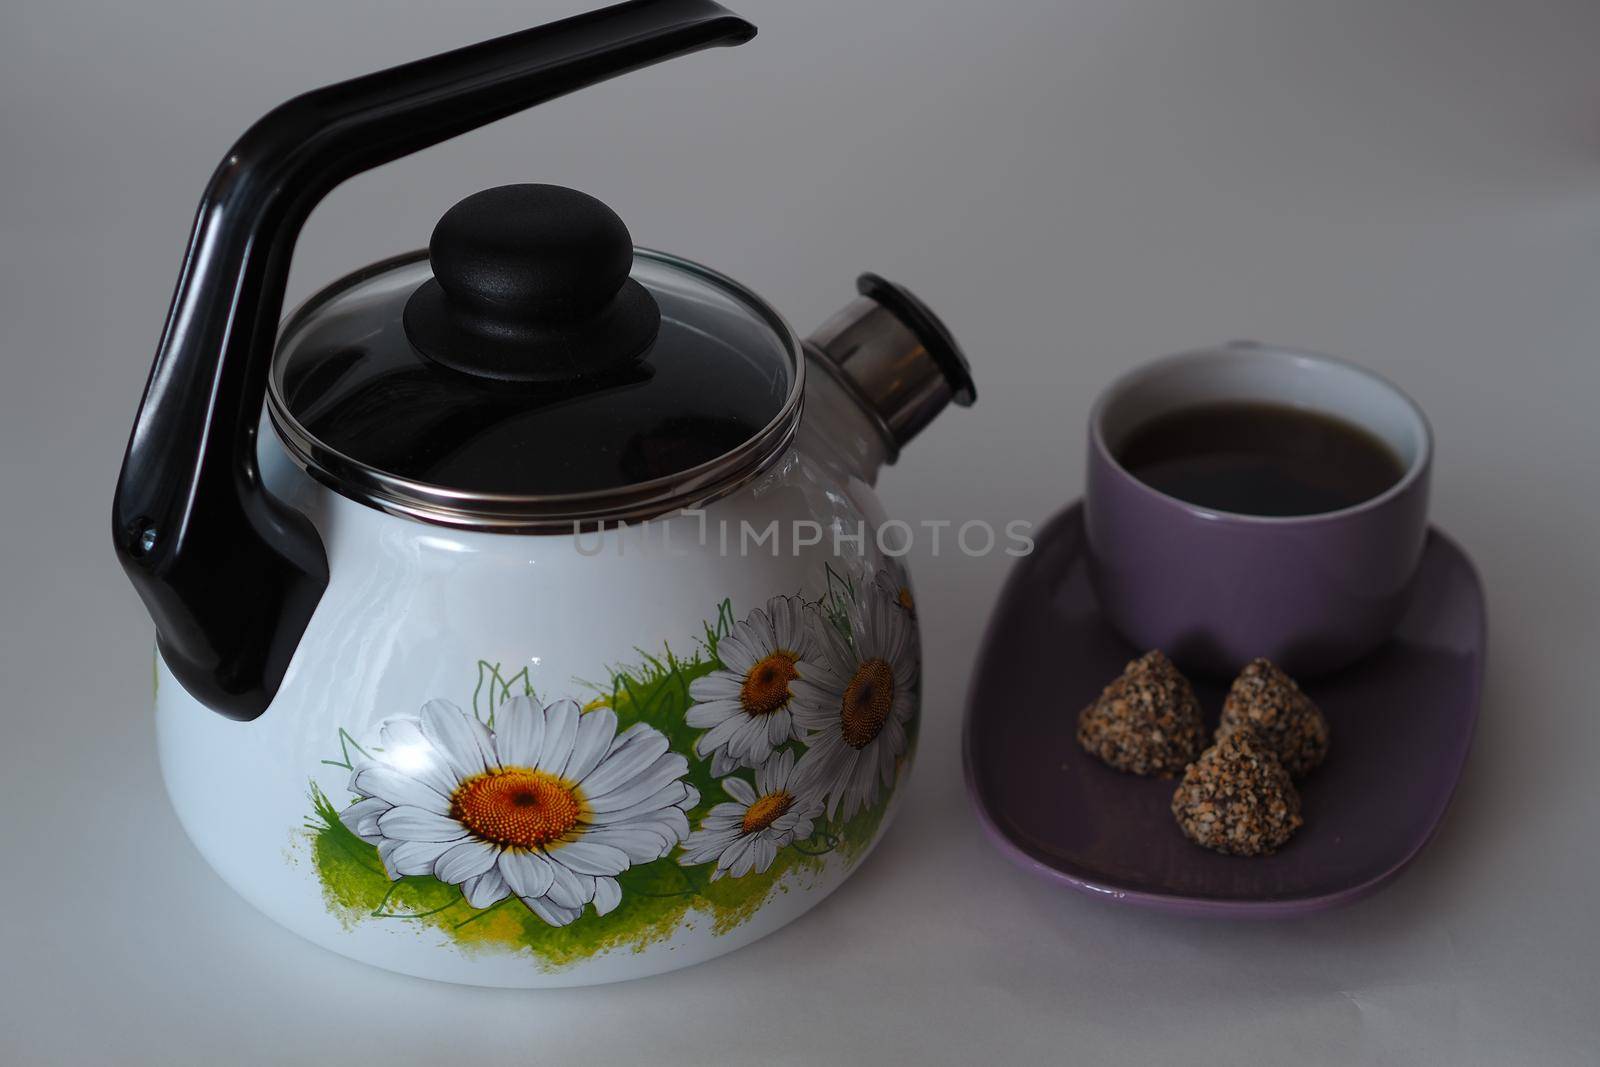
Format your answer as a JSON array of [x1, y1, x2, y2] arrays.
[[112, 0, 756, 720]]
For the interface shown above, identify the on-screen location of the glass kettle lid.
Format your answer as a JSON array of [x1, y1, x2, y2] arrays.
[[270, 184, 803, 528]]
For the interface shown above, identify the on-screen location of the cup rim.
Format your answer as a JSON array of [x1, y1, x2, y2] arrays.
[[1089, 341, 1433, 526]]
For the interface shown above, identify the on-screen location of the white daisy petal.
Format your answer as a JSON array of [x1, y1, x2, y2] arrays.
[[339, 797, 390, 843], [694, 713, 748, 760], [793, 729, 845, 796], [679, 833, 739, 866], [685, 698, 741, 729], [564, 708, 617, 782], [498, 849, 555, 899], [793, 661, 839, 699], [581, 726, 669, 796], [728, 715, 773, 763], [727, 836, 760, 878], [544, 862, 593, 909], [378, 838, 451, 879], [882, 712, 908, 754], [419, 699, 495, 779], [722, 776, 758, 806], [788, 680, 842, 730], [812, 622, 855, 679], [551, 839, 630, 876], [592, 876, 622, 916], [846, 748, 881, 818], [461, 866, 511, 909], [690, 825, 744, 848], [892, 664, 917, 698], [523, 895, 582, 927], [536, 699, 580, 773], [716, 835, 754, 877], [676, 844, 715, 866], [585, 752, 689, 813], [751, 836, 779, 874], [376, 717, 425, 750], [585, 780, 695, 827], [877, 732, 898, 785], [864, 599, 888, 657], [893, 687, 916, 725], [433, 838, 499, 884], [688, 672, 743, 702], [490, 694, 544, 767], [627, 808, 691, 847], [731, 619, 769, 660], [377, 805, 468, 843], [766, 706, 793, 747], [351, 764, 450, 815], [716, 632, 758, 674], [679, 822, 739, 850], [797, 603, 822, 655], [747, 611, 779, 656], [771, 748, 796, 790], [826, 752, 860, 820], [376, 719, 460, 796], [585, 826, 673, 863], [768, 596, 802, 654]]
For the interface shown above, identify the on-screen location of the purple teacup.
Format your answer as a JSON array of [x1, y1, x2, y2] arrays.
[[1085, 342, 1432, 679]]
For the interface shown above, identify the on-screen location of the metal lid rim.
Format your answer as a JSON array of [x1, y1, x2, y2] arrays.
[[266, 248, 807, 530]]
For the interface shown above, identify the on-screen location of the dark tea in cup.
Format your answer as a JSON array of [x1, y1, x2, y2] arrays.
[[1115, 401, 1406, 517]]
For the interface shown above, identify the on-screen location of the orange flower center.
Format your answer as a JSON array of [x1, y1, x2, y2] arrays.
[[741, 790, 796, 834], [840, 658, 895, 749], [740, 651, 800, 717], [451, 767, 582, 849]]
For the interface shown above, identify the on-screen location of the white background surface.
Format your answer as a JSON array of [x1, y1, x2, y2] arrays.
[[4, 0, 1599, 1062]]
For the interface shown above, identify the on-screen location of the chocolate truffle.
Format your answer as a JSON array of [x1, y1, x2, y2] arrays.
[[1216, 658, 1329, 778], [1076, 650, 1205, 777], [1171, 729, 1303, 856]]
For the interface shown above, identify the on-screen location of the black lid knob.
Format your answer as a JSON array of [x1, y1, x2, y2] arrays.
[[404, 184, 661, 382]]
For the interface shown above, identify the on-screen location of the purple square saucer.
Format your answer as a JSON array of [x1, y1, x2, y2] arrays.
[[962, 502, 1485, 916]]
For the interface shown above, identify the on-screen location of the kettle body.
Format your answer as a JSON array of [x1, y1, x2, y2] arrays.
[[157, 353, 919, 986]]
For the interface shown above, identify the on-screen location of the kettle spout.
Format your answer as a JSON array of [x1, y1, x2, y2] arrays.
[[804, 273, 975, 462]]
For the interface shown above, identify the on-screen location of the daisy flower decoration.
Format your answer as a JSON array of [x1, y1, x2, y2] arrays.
[[687, 595, 822, 775], [677, 749, 823, 879], [873, 565, 916, 619], [792, 582, 919, 821], [340, 695, 698, 928]]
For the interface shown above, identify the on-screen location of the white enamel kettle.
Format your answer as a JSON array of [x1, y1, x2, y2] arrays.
[[114, 0, 974, 987]]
